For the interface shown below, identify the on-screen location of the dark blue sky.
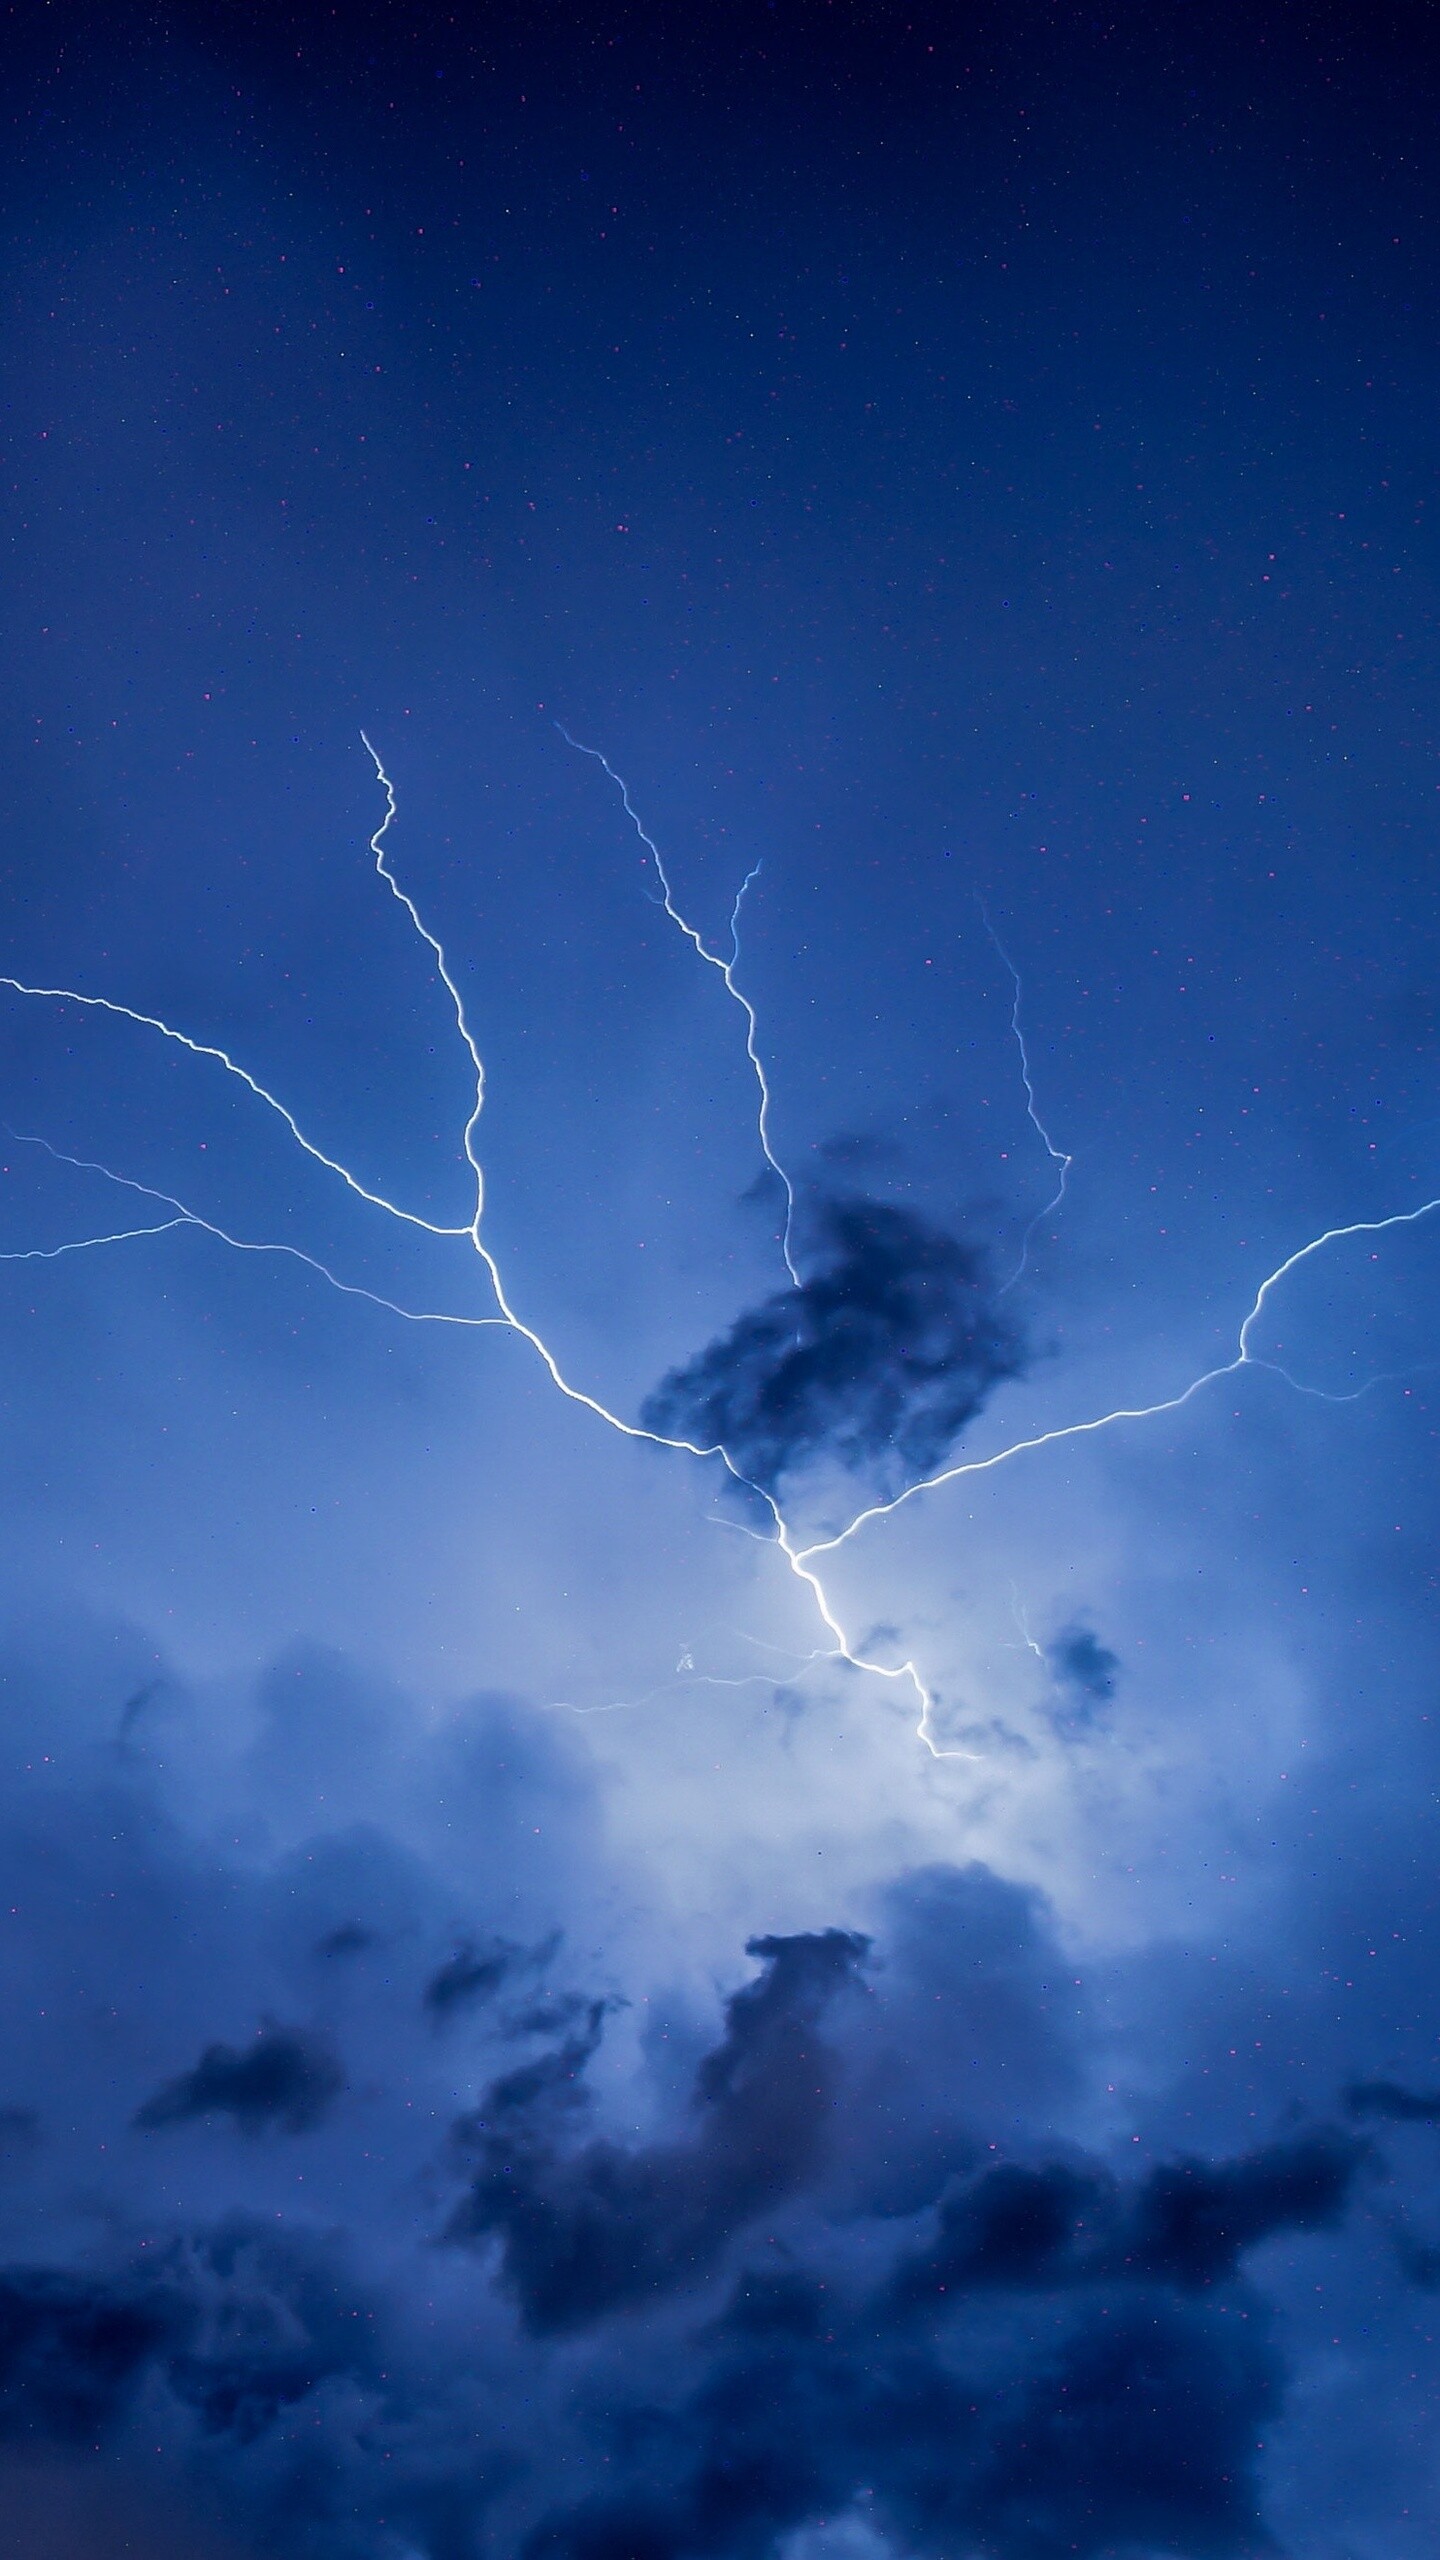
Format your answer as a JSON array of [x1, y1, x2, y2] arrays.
[[1, 6, 1439, 2554]]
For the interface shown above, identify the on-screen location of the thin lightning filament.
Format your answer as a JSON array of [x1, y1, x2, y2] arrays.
[[3, 737, 1435, 1760]]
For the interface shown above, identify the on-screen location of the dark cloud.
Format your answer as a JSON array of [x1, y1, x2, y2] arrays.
[[0, 1606, 1398, 2558], [1047, 1621, 1120, 1717], [158, 2218, 384, 2442], [503, 1990, 597, 2041], [525, 2252, 1289, 2560], [446, 1931, 868, 2331], [885, 2157, 1105, 2302], [640, 1198, 1024, 1496], [523, 2125, 1360, 2560], [887, 2130, 1363, 2309], [424, 1931, 556, 2024], [1346, 2077, 1440, 2125], [0, 2221, 383, 2456], [0, 2265, 182, 2444], [133, 2023, 344, 2137], [0, 1795, 1379, 2560], [425, 1939, 524, 2020], [1117, 2130, 1364, 2285]]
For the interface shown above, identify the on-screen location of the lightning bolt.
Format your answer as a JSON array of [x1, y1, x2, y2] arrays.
[[1, 1132, 514, 1333], [799, 1200, 1440, 1564], [1, 734, 1434, 1764], [556, 726, 801, 1284], [979, 900, 1073, 1294]]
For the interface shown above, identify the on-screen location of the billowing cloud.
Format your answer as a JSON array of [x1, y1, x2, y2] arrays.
[[0, 1620, 1418, 2558], [1346, 2078, 1440, 2125], [446, 1930, 868, 2330], [134, 2024, 345, 2136], [641, 1198, 1024, 1496], [885, 2129, 1362, 2307], [0, 2263, 181, 2443], [0, 1879, 1366, 2560], [518, 2123, 1362, 2560]]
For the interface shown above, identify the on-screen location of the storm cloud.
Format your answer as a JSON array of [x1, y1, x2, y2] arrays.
[[884, 2130, 1363, 2308], [1046, 1622, 1120, 1722], [0, 1827, 1373, 2560], [0, 1635, 1400, 2560], [515, 2122, 1364, 2560], [424, 1932, 557, 2025], [522, 2273, 1287, 2560], [1346, 2078, 1440, 2126], [640, 1198, 1024, 1496], [446, 1929, 868, 2330], [134, 2025, 345, 2137]]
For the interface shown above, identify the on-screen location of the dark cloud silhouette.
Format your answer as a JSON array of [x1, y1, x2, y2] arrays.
[[425, 1938, 523, 2020], [133, 2023, 344, 2137], [424, 1931, 556, 2024], [0, 1810, 1379, 2560], [524, 2239, 1295, 2560], [831, 1862, 1085, 2216], [0, 2220, 383, 2459], [640, 1198, 1024, 1495], [1047, 1621, 1120, 1715], [446, 1931, 868, 2331], [0, 2266, 182, 2443], [521, 2123, 1361, 2560], [885, 2157, 1105, 2303], [159, 2218, 384, 2441], [504, 1990, 597, 2041], [1117, 2130, 1363, 2284], [1346, 2076, 1440, 2124], [0, 1605, 1404, 2558], [886, 2130, 1363, 2310]]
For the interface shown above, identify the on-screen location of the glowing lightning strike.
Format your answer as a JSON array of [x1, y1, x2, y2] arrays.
[[1, 734, 1436, 1767], [979, 900, 1073, 1294], [2, 1132, 514, 1333], [797, 1200, 1440, 1565], [776, 1202, 1440, 1757], [555, 725, 801, 1284], [0, 969, 472, 1243], [354, 733, 790, 1482], [0, 745, 785, 1504]]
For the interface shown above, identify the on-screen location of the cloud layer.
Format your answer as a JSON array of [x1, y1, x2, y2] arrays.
[[0, 1619, 1411, 2559]]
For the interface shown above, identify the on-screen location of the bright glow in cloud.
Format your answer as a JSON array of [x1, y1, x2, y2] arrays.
[[2, 738, 1435, 1765]]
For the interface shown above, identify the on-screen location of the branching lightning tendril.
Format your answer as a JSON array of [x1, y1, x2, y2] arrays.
[[2, 736, 1436, 1761], [555, 725, 801, 1285], [2, 1132, 512, 1332], [979, 898, 1073, 1294]]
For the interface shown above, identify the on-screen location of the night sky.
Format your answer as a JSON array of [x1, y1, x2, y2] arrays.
[[2, 4, 1440, 2553]]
